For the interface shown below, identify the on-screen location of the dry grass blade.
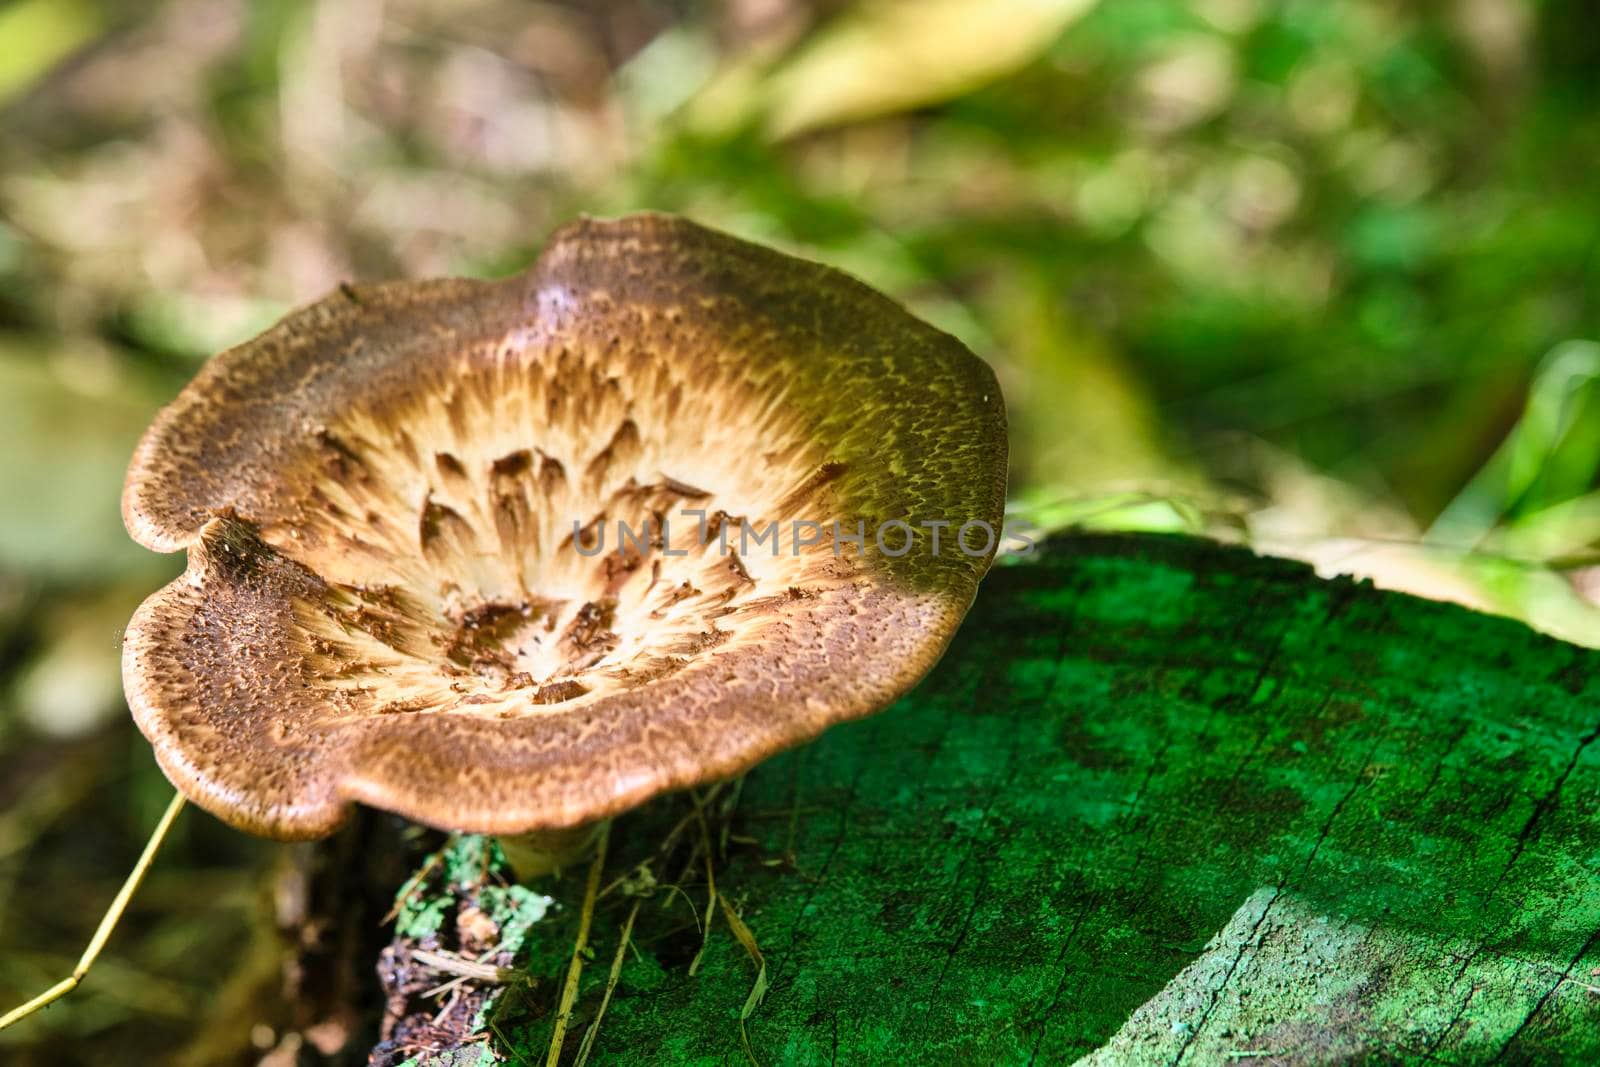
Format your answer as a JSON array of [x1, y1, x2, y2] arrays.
[[656, 881, 701, 931], [0, 790, 187, 1031], [544, 824, 609, 1067], [383, 845, 447, 925], [687, 794, 719, 977], [573, 899, 641, 1067], [717, 776, 745, 857], [656, 781, 726, 859], [718, 896, 768, 1067]]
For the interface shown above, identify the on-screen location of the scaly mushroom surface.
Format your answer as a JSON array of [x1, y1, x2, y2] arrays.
[[121, 213, 1007, 839]]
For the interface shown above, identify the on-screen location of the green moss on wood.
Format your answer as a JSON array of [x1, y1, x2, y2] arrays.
[[382, 534, 1600, 1065]]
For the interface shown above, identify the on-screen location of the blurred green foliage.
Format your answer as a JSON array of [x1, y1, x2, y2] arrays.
[[0, 0, 1597, 1061]]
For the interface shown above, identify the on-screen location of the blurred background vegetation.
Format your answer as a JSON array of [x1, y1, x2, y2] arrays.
[[1, 0, 1597, 1062]]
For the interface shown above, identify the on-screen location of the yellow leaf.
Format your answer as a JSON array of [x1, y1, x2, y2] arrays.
[[693, 0, 1099, 139]]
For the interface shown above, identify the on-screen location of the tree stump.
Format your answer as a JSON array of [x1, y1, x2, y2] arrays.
[[378, 533, 1600, 1064]]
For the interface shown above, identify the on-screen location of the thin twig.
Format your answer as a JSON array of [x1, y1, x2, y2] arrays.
[[410, 948, 521, 985]]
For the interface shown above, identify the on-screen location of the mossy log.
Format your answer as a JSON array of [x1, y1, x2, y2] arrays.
[[377, 533, 1600, 1065]]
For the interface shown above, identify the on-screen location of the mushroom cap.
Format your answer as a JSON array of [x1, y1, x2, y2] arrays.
[[121, 213, 1007, 839]]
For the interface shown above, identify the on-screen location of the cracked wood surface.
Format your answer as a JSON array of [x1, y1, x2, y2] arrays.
[[386, 533, 1600, 1065]]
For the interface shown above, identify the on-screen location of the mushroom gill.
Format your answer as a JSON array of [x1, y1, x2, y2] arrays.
[[120, 213, 1007, 839]]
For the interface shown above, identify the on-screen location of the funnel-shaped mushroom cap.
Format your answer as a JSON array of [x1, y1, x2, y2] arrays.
[[122, 214, 1007, 838]]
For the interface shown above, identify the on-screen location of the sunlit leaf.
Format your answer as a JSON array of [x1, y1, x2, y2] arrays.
[[693, 0, 1100, 139]]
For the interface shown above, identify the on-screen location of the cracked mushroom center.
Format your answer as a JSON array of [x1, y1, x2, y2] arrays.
[[279, 346, 852, 720]]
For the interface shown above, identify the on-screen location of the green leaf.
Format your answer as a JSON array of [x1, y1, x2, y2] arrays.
[[0, 341, 172, 581]]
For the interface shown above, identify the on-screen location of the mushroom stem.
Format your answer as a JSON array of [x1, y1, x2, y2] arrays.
[[496, 820, 610, 882]]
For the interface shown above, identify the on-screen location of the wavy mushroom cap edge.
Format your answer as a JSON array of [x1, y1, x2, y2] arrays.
[[120, 213, 1009, 839]]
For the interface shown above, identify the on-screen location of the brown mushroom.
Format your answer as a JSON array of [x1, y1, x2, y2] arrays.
[[119, 212, 1007, 856]]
